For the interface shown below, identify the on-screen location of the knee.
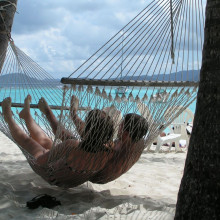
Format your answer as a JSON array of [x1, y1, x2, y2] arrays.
[[36, 150, 49, 165], [40, 138, 53, 150], [24, 136, 34, 145], [16, 135, 32, 147]]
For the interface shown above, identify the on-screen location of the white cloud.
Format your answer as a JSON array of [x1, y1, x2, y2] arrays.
[[11, 0, 145, 78], [11, 0, 206, 79]]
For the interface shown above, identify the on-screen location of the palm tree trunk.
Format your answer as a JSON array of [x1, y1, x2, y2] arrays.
[[0, 0, 17, 73], [175, 0, 220, 219]]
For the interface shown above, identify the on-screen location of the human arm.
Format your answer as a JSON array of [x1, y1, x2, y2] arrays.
[[70, 95, 85, 138]]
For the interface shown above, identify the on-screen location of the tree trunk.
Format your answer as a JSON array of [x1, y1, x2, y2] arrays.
[[0, 0, 17, 73], [175, 0, 220, 219]]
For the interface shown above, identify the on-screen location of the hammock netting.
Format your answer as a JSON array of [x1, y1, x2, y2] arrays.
[[0, 0, 204, 188]]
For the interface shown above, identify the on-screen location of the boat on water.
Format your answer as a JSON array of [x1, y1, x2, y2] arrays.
[[151, 89, 168, 103], [115, 86, 128, 94]]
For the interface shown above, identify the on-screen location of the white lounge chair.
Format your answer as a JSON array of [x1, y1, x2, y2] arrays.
[[155, 133, 182, 152], [137, 103, 194, 152], [156, 107, 194, 152]]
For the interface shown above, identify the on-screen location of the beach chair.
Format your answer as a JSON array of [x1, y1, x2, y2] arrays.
[[155, 133, 182, 152], [156, 107, 194, 152]]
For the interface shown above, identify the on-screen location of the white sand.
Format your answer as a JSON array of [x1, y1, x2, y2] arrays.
[[0, 132, 187, 220]]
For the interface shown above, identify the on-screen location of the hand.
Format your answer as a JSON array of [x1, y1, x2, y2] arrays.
[[70, 95, 79, 118]]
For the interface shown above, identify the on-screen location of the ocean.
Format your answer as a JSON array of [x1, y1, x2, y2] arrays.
[[0, 86, 197, 134]]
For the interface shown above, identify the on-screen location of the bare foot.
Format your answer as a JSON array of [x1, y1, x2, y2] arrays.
[[2, 97, 13, 123], [70, 95, 79, 116], [19, 95, 32, 119], [38, 97, 50, 115]]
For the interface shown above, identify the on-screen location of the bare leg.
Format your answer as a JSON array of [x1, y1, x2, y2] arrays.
[[38, 97, 74, 141], [2, 97, 48, 159], [19, 95, 53, 150], [70, 95, 85, 137]]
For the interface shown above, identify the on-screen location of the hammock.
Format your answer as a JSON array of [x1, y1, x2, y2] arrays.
[[0, 0, 204, 188]]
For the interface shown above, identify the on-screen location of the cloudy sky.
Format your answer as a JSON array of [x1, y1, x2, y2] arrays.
[[12, 0, 147, 79]]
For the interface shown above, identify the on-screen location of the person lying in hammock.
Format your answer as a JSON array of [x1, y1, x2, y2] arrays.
[[42, 94, 148, 184], [2, 95, 148, 186], [69, 95, 149, 184], [89, 112, 148, 184], [39, 95, 148, 184], [1, 95, 114, 167]]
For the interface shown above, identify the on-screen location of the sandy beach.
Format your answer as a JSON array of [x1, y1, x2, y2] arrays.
[[0, 131, 187, 220]]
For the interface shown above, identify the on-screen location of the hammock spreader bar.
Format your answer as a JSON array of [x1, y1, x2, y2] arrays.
[[61, 77, 199, 87], [0, 102, 90, 111]]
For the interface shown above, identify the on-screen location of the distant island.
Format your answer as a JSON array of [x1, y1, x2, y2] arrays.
[[0, 70, 200, 87], [114, 70, 200, 82], [0, 73, 61, 87]]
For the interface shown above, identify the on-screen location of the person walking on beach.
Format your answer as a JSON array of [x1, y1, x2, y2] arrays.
[[1, 95, 148, 185]]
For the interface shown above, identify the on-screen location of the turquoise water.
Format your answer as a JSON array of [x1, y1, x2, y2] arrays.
[[187, 101, 196, 114], [0, 86, 197, 121], [0, 86, 197, 138]]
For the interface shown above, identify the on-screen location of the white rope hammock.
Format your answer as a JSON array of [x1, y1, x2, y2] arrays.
[[0, 0, 204, 188]]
